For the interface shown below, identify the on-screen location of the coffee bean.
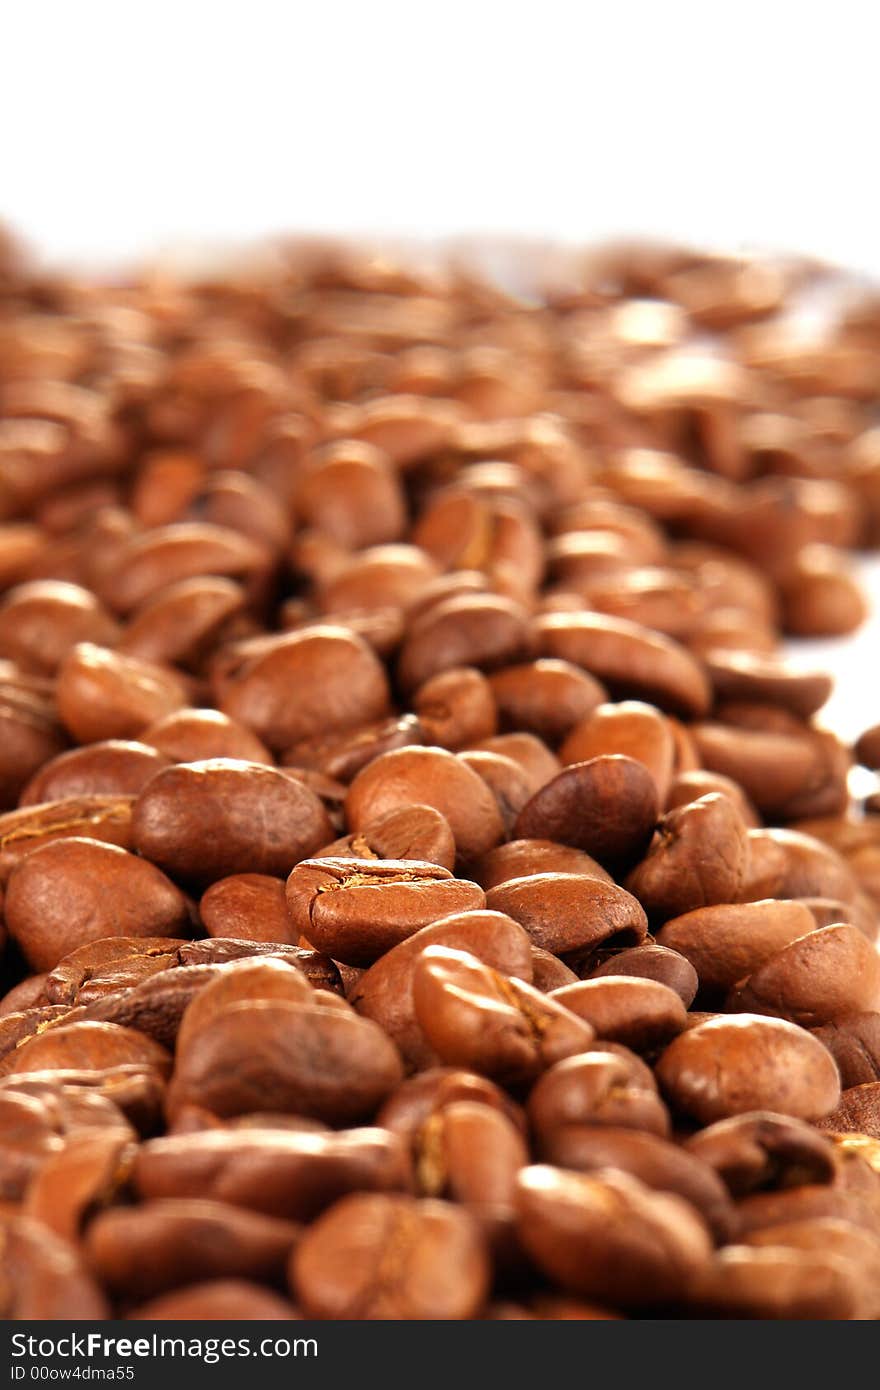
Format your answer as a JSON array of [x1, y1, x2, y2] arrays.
[[559, 701, 676, 802], [626, 793, 749, 921], [200, 873, 296, 943], [528, 1050, 671, 1138], [141, 707, 274, 764], [20, 739, 170, 805], [684, 1113, 839, 1195], [817, 1083, 880, 1138], [485, 874, 647, 958], [0, 1215, 110, 1318], [513, 755, 659, 867], [813, 1012, 880, 1087], [656, 899, 818, 995], [656, 1014, 842, 1123], [587, 942, 699, 1006], [412, 947, 594, 1084], [685, 1244, 862, 1318], [6, 837, 190, 970], [550, 977, 688, 1052], [472, 838, 613, 890], [132, 759, 332, 884], [127, 1280, 299, 1319], [56, 642, 187, 743], [319, 803, 456, 871], [515, 1165, 712, 1307], [488, 660, 606, 744], [285, 857, 485, 965], [0, 795, 135, 883], [728, 924, 880, 1025], [291, 1192, 489, 1319]]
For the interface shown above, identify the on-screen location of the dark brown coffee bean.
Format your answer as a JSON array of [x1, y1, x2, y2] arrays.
[[530, 949, 578, 992], [220, 627, 390, 752], [0, 1006, 72, 1061], [728, 924, 880, 1026], [535, 611, 712, 718], [411, 1100, 528, 1223], [319, 803, 456, 871], [56, 642, 187, 743], [485, 874, 647, 958], [470, 732, 561, 791], [514, 755, 658, 867], [656, 899, 817, 995], [684, 1112, 839, 1196], [85, 1198, 301, 1299], [5, 837, 190, 970], [412, 946, 594, 1084], [21, 1129, 135, 1241], [588, 942, 699, 1006], [127, 1280, 299, 1320], [472, 838, 613, 890], [200, 873, 296, 943], [550, 977, 688, 1052], [140, 707, 274, 764], [528, 1049, 670, 1138], [132, 759, 332, 884], [285, 857, 485, 965], [167, 998, 403, 1124], [45, 937, 185, 1005], [291, 1192, 489, 1319], [856, 723, 880, 771], [625, 793, 749, 922], [656, 1014, 841, 1123], [813, 1013, 880, 1087], [488, 659, 606, 744], [177, 938, 341, 993], [377, 1068, 522, 1139], [0, 795, 135, 884], [515, 1165, 711, 1307], [20, 739, 170, 805], [559, 701, 675, 802], [397, 593, 533, 692], [346, 747, 504, 861], [537, 1125, 735, 1241], [350, 909, 532, 1069], [134, 1126, 410, 1220]]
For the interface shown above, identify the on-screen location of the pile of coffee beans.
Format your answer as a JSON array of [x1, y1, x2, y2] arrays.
[[1, 232, 880, 1319]]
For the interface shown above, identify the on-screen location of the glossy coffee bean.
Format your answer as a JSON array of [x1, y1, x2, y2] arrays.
[[626, 793, 749, 921], [19, 739, 170, 805], [132, 759, 332, 884], [528, 1050, 671, 1138], [485, 874, 647, 958], [319, 803, 456, 871], [587, 942, 699, 1007], [56, 642, 187, 743], [5, 836, 190, 970], [728, 924, 880, 1026], [141, 707, 274, 764], [656, 899, 817, 995], [513, 755, 658, 867], [472, 838, 613, 890], [199, 874, 296, 944], [550, 977, 688, 1052]]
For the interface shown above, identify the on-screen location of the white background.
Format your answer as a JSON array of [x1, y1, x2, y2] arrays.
[[2, 0, 879, 743]]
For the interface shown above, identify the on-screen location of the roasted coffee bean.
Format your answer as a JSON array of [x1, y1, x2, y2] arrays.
[[704, 650, 833, 719], [345, 747, 504, 861], [411, 1100, 528, 1225], [743, 1219, 880, 1318], [537, 1126, 735, 1241], [132, 759, 332, 884], [472, 838, 613, 890], [684, 1112, 839, 1195], [513, 755, 658, 867], [376, 1068, 522, 1139], [350, 910, 532, 1068], [471, 732, 561, 791], [530, 949, 579, 992], [220, 627, 390, 752], [85, 1199, 301, 1299], [412, 947, 594, 1084], [657, 1014, 842, 1123], [116, 575, 248, 671], [173, 958, 318, 1055], [587, 942, 699, 1007], [5, 837, 190, 970], [167, 998, 403, 1124], [290, 1193, 489, 1319], [140, 707, 274, 764], [458, 749, 535, 835], [559, 701, 676, 802], [0, 1021, 172, 1081], [626, 793, 749, 921], [0, 1006, 72, 1061], [413, 667, 497, 750], [20, 739, 170, 805], [200, 874, 296, 944], [735, 1183, 880, 1240], [665, 768, 761, 827], [818, 1083, 880, 1138], [318, 803, 456, 871], [397, 593, 533, 692], [515, 1165, 712, 1307], [134, 1127, 411, 1220], [0, 1080, 133, 1201], [21, 1129, 134, 1241], [0, 795, 135, 884], [656, 899, 818, 995], [856, 723, 880, 771], [813, 1013, 880, 1087], [527, 1050, 671, 1138], [56, 642, 188, 744], [488, 660, 606, 745], [485, 873, 647, 958], [728, 924, 880, 1025], [550, 977, 688, 1052], [285, 857, 485, 965], [0, 581, 119, 675]]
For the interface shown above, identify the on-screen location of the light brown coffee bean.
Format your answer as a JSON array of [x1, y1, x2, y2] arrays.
[[685, 1244, 862, 1318], [140, 707, 273, 764], [488, 660, 606, 744], [283, 713, 424, 783], [0, 1215, 110, 1319], [550, 977, 688, 1052], [19, 739, 170, 805], [485, 873, 647, 958], [513, 755, 659, 867], [413, 667, 497, 749], [528, 1048, 670, 1137], [127, 1280, 299, 1320], [116, 576, 246, 668], [412, 946, 594, 1084], [625, 793, 749, 922], [0, 795, 135, 884], [291, 1192, 489, 1319], [656, 1014, 842, 1123], [471, 839, 613, 891], [0, 1020, 171, 1080], [0, 580, 120, 675], [813, 1013, 880, 1088], [656, 899, 817, 995], [728, 924, 880, 1026], [319, 803, 456, 872], [200, 874, 296, 944], [559, 701, 675, 802]]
